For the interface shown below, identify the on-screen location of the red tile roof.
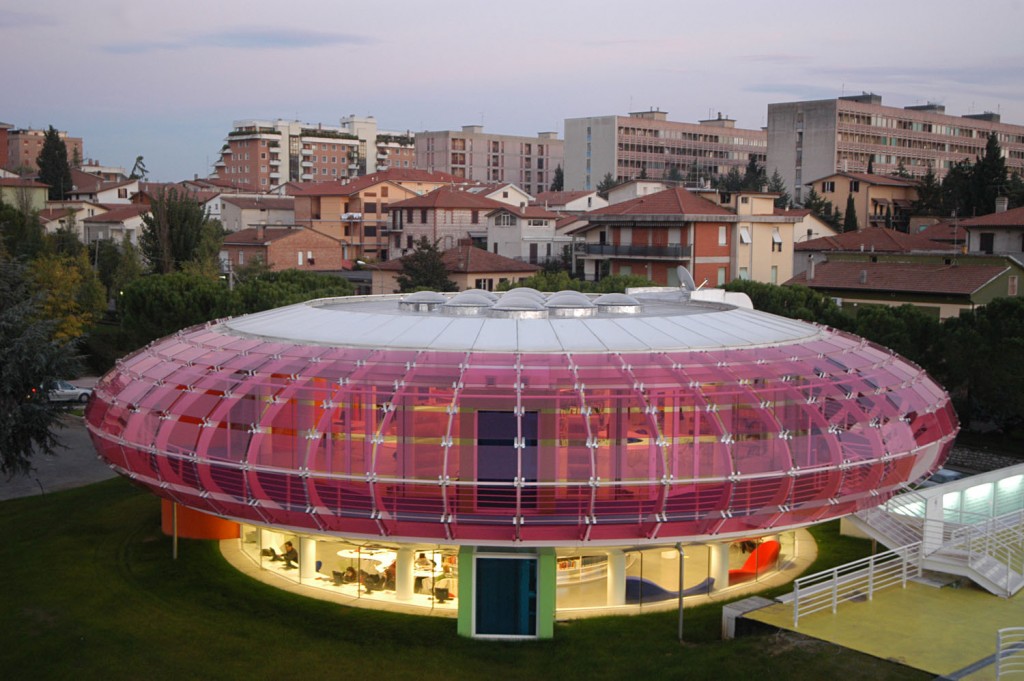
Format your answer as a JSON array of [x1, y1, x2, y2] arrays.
[[533, 191, 595, 206], [222, 227, 340, 245], [958, 205, 1024, 228], [389, 185, 508, 210], [487, 204, 560, 220], [0, 178, 48, 188], [795, 227, 952, 253], [83, 204, 148, 223], [807, 171, 917, 188], [588, 187, 732, 217], [916, 220, 969, 243], [220, 196, 295, 210], [376, 243, 540, 274], [788, 260, 1007, 295]]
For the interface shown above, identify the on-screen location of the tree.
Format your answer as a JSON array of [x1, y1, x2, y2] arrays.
[[638, 165, 648, 180], [767, 169, 791, 209], [741, 158, 766, 191], [0, 197, 44, 260], [894, 159, 911, 178], [139, 187, 220, 274], [0, 260, 83, 477], [549, 165, 563, 192], [119, 271, 231, 346], [843, 194, 858, 232], [971, 133, 1008, 215], [228, 268, 353, 315], [396, 236, 456, 292], [36, 126, 73, 201], [913, 164, 944, 216], [28, 252, 107, 341], [866, 157, 874, 174], [717, 166, 744, 192], [596, 172, 619, 193], [666, 165, 683, 183]]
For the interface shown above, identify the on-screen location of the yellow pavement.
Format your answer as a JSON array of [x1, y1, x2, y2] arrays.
[[746, 580, 1024, 679]]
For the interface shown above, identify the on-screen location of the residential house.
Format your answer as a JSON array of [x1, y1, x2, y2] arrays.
[[388, 186, 508, 257], [466, 182, 532, 207], [67, 168, 138, 205], [369, 240, 539, 294], [532, 190, 607, 212], [793, 226, 953, 277], [786, 253, 1024, 318], [0, 177, 48, 212], [807, 171, 918, 231], [569, 187, 800, 286], [82, 204, 149, 245], [220, 225, 345, 272], [220, 195, 295, 233], [777, 208, 839, 246], [486, 204, 567, 265], [957, 202, 1024, 255]]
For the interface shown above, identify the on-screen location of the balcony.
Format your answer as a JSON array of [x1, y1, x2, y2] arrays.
[[301, 172, 314, 180], [577, 243, 692, 259], [341, 212, 363, 221], [301, 160, 313, 168], [301, 148, 314, 156], [269, 158, 281, 166], [269, 171, 280, 179]]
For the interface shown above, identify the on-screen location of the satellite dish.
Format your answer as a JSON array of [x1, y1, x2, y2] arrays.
[[676, 266, 697, 292]]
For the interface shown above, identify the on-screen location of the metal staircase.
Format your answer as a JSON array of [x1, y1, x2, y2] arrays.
[[848, 487, 1024, 598]]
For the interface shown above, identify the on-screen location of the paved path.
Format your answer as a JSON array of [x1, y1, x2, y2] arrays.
[[1, 377, 117, 501]]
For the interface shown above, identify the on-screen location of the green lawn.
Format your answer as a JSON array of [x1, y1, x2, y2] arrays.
[[1, 479, 929, 680]]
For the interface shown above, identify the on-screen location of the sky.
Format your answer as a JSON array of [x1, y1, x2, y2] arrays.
[[3, 0, 1023, 181]]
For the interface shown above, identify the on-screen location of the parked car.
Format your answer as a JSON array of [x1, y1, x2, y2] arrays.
[[46, 380, 92, 403], [918, 467, 966, 488]]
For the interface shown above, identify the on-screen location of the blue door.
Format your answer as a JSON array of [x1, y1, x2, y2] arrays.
[[475, 557, 537, 637]]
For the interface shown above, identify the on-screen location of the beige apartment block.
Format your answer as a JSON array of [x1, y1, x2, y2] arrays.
[[563, 110, 767, 191], [767, 93, 1024, 204], [4, 126, 84, 173], [415, 126, 564, 196]]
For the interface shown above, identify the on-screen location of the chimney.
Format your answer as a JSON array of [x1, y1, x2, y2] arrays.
[[859, 269, 868, 284], [996, 196, 1009, 213], [807, 255, 815, 280]]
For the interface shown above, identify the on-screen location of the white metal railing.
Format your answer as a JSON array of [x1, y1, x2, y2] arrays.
[[997, 627, 1024, 678], [792, 542, 921, 628], [945, 509, 1024, 597]]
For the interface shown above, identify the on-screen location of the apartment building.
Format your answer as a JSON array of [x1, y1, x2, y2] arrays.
[[569, 187, 799, 286], [808, 171, 918, 231], [563, 110, 767, 191], [221, 224, 345, 272], [3, 125, 84, 173], [415, 126, 564, 196], [767, 93, 1024, 203], [213, 120, 360, 190], [388, 186, 508, 256], [290, 168, 468, 262]]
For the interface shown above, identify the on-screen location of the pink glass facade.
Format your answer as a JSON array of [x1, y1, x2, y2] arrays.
[[86, 305, 957, 547]]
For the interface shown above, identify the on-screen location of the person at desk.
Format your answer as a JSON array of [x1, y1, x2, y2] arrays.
[[269, 541, 299, 568], [415, 552, 435, 570], [342, 566, 358, 584]]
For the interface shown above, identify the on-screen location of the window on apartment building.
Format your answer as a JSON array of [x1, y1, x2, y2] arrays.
[[406, 209, 414, 223], [321, 168, 328, 174], [821, 181, 835, 193], [474, 278, 494, 291], [471, 210, 479, 224], [307, 251, 315, 266], [770, 265, 778, 284], [365, 202, 378, 214], [261, 178, 268, 185], [741, 196, 749, 204], [381, 186, 389, 198], [118, 188, 128, 198], [980, 233, 995, 254], [407, 235, 413, 249], [261, 152, 267, 159], [298, 251, 304, 266], [238, 251, 244, 265], [739, 267, 749, 280], [332, 169, 337, 176], [420, 209, 427, 223], [718, 225, 727, 246], [261, 166, 267, 172], [739, 226, 751, 244], [1010, 275, 1019, 297], [771, 229, 783, 252], [717, 267, 727, 286], [331, 156, 337, 163], [365, 226, 377, 237], [321, 144, 327, 150], [850, 180, 860, 192]]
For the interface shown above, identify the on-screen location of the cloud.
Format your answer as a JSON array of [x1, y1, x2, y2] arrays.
[[814, 63, 1024, 90], [0, 9, 59, 28], [742, 83, 841, 100], [103, 27, 373, 54], [735, 54, 810, 64]]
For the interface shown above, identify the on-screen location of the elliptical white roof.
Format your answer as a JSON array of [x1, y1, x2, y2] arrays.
[[222, 290, 823, 353]]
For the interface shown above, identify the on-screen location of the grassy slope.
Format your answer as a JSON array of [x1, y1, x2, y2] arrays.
[[1, 479, 928, 681]]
